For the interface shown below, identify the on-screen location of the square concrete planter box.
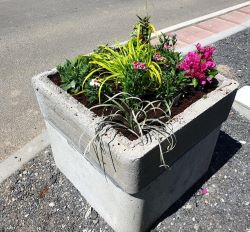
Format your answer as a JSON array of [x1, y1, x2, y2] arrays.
[[33, 69, 238, 232]]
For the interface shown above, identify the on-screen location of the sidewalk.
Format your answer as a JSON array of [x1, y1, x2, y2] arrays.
[[1, 8, 250, 232], [152, 4, 250, 51]]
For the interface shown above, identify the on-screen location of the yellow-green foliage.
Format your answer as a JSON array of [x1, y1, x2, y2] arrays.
[[82, 38, 162, 102]]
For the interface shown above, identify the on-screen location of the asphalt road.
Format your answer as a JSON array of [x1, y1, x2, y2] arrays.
[[0, 0, 247, 160]]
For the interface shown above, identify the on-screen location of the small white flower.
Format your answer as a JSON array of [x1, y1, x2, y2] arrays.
[[90, 79, 100, 87]]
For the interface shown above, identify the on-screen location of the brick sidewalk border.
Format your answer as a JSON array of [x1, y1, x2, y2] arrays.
[[151, 5, 250, 49]]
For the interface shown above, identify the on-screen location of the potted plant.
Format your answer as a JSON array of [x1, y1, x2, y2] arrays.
[[32, 16, 238, 232]]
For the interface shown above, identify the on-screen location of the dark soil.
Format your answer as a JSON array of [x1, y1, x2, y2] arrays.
[[48, 73, 216, 140]]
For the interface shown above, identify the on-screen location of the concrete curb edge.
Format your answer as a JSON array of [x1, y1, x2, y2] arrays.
[[0, 130, 50, 184]]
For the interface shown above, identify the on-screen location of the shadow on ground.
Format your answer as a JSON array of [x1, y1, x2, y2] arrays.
[[150, 130, 242, 231]]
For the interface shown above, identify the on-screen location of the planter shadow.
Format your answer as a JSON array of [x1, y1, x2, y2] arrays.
[[150, 130, 242, 230]]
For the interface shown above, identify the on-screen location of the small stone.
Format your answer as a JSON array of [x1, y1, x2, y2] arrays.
[[34, 173, 38, 176], [93, 219, 99, 225], [194, 224, 199, 230], [24, 214, 29, 218], [23, 170, 27, 175], [49, 202, 55, 207], [221, 198, 225, 203], [192, 217, 196, 222], [239, 140, 246, 144], [85, 207, 92, 219], [224, 175, 227, 179], [244, 202, 249, 206], [156, 222, 162, 228], [183, 203, 192, 209]]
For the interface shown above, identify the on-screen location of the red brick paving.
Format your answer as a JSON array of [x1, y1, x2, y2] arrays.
[[219, 11, 250, 24], [174, 26, 213, 44], [175, 40, 189, 49], [196, 17, 237, 33], [151, 5, 250, 47], [239, 6, 250, 14]]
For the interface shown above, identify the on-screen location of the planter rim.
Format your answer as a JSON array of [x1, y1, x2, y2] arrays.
[[33, 68, 238, 158], [33, 68, 239, 193]]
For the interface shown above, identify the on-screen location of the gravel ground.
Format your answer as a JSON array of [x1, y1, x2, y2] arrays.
[[0, 29, 249, 232]]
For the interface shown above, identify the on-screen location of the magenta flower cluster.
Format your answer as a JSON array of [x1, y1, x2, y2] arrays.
[[132, 61, 147, 70], [179, 43, 216, 86]]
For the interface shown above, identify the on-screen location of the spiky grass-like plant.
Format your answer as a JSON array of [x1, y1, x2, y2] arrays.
[[82, 92, 176, 169]]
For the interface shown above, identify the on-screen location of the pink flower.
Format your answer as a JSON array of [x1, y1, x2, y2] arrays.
[[196, 43, 216, 60], [164, 43, 172, 50], [206, 60, 216, 69], [199, 187, 209, 196], [132, 61, 147, 70], [153, 53, 165, 62], [179, 43, 217, 86]]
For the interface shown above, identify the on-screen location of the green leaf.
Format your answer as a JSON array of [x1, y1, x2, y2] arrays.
[[207, 69, 218, 77], [192, 78, 199, 88]]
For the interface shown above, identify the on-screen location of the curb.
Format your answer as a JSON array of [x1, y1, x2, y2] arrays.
[[1, 2, 249, 182], [233, 86, 250, 121], [152, 1, 250, 38], [178, 20, 250, 54], [0, 131, 50, 184]]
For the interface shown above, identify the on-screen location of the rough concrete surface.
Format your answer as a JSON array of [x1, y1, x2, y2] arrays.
[[0, 0, 247, 160], [0, 29, 250, 232], [32, 65, 238, 194]]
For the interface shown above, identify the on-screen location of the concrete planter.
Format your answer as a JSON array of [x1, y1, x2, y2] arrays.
[[33, 69, 238, 232]]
